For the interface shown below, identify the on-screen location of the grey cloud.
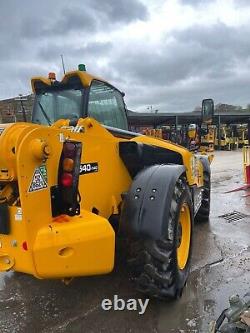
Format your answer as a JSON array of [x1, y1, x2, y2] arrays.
[[109, 22, 250, 111], [179, 0, 214, 6], [110, 39, 229, 87], [174, 23, 250, 58], [234, 0, 250, 7], [1, 0, 250, 113], [0, 40, 22, 60], [0, 64, 50, 99], [21, 17, 49, 39], [19, 0, 148, 40], [123, 73, 250, 112], [82, 41, 112, 55], [52, 7, 97, 34], [113, 22, 250, 85], [20, 7, 97, 40], [38, 41, 112, 62], [181, 0, 250, 8], [44, 6, 97, 35], [89, 0, 148, 23], [0, 0, 147, 99]]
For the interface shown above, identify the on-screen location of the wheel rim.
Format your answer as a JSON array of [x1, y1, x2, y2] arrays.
[[177, 202, 191, 270]]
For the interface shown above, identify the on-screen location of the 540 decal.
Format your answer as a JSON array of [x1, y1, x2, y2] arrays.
[[80, 163, 98, 175]]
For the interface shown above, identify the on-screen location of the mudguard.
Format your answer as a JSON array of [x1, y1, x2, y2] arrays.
[[120, 164, 186, 240]]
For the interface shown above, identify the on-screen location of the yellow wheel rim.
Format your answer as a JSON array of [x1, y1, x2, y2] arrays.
[[177, 202, 191, 270]]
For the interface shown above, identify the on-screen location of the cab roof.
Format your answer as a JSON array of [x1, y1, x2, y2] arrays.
[[31, 70, 106, 93]]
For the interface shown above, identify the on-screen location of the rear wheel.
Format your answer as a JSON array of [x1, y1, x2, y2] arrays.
[[127, 178, 193, 300], [195, 171, 211, 223]]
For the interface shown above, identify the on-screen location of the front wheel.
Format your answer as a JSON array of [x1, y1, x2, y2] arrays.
[[127, 178, 193, 300]]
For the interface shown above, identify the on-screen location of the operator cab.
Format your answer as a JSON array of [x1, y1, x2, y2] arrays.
[[32, 66, 128, 131]]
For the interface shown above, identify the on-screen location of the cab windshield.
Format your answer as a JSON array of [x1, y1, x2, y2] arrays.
[[32, 88, 84, 125]]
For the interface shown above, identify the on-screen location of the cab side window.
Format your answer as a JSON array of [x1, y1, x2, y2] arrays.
[[88, 80, 128, 130]]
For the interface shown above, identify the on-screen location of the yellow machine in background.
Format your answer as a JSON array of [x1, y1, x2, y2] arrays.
[[215, 125, 238, 150], [200, 125, 216, 152], [143, 124, 199, 151], [215, 125, 230, 150], [187, 124, 199, 151], [142, 128, 163, 138], [142, 123, 247, 152], [187, 124, 197, 140], [230, 125, 239, 150], [0, 65, 213, 299], [227, 146, 250, 196], [243, 146, 250, 185], [237, 124, 248, 148]]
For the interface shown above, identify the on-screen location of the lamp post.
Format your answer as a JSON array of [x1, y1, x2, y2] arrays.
[[218, 111, 221, 150], [147, 106, 159, 128], [14, 94, 28, 122]]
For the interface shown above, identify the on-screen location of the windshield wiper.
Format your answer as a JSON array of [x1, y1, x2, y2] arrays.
[[38, 102, 52, 126]]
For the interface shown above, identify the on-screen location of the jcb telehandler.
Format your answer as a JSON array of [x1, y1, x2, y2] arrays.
[[0, 66, 213, 299]]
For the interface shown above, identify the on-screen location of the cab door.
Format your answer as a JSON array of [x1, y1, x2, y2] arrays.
[[87, 80, 128, 130]]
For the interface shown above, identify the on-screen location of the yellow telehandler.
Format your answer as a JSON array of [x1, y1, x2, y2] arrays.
[[0, 65, 213, 299]]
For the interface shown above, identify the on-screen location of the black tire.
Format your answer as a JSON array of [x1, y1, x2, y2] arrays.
[[195, 171, 211, 223], [127, 178, 193, 300]]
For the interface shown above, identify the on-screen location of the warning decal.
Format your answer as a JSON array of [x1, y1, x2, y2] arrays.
[[29, 165, 48, 192]]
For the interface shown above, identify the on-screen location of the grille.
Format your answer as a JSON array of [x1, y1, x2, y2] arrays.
[[219, 211, 248, 222]]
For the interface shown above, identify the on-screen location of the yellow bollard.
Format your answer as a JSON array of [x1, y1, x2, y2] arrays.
[[243, 146, 250, 185]]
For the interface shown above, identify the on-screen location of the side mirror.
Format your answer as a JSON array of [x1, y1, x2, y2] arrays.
[[202, 98, 214, 124]]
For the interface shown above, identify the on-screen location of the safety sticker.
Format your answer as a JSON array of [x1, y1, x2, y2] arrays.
[[29, 165, 48, 192], [80, 163, 98, 175]]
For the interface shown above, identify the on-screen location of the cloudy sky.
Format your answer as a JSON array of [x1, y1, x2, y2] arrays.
[[1, 0, 250, 112]]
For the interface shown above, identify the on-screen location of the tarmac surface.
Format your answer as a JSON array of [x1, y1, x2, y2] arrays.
[[0, 150, 249, 333]]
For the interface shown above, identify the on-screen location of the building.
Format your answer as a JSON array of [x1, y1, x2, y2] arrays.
[[0, 94, 34, 123]]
